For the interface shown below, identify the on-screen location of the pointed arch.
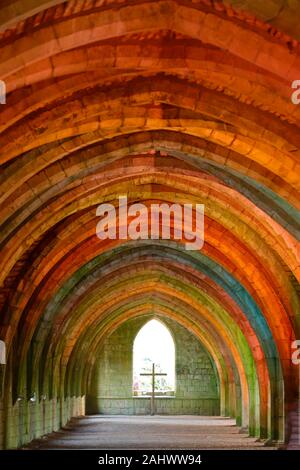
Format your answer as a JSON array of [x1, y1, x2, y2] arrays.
[[132, 318, 175, 396]]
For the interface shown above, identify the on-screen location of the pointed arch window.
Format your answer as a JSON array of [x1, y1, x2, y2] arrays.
[[133, 319, 175, 396]]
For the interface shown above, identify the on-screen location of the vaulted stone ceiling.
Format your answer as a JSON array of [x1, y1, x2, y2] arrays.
[[0, 0, 299, 448]]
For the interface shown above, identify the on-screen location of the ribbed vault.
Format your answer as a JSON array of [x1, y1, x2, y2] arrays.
[[0, 0, 299, 449]]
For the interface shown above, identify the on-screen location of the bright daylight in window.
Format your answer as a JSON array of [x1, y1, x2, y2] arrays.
[[133, 319, 175, 396]]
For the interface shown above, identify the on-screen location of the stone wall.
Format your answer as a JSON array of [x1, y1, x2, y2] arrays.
[[87, 316, 220, 415], [1, 396, 85, 449]]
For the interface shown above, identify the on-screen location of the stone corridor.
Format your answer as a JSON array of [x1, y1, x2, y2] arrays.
[[0, 0, 299, 451]]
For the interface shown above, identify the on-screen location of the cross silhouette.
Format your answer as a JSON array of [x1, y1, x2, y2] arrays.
[[140, 363, 167, 415]]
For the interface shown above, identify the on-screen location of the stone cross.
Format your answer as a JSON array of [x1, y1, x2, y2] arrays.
[[140, 363, 167, 415]]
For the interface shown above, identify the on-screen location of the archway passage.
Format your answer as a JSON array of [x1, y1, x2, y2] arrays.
[[87, 317, 220, 415], [0, 0, 299, 450]]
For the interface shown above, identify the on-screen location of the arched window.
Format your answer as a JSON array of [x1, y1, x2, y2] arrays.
[[133, 319, 175, 396]]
